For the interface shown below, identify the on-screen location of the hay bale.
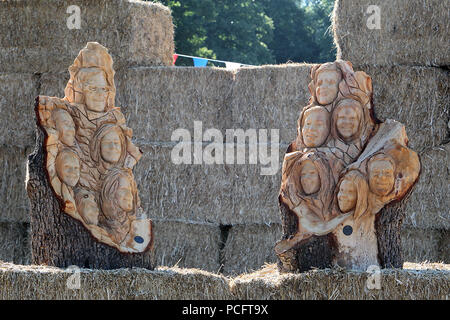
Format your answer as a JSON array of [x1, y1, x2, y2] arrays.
[[232, 144, 286, 225], [0, 147, 30, 223], [439, 230, 450, 263], [0, 263, 233, 300], [117, 67, 234, 142], [367, 65, 449, 152], [223, 224, 282, 276], [0, 73, 38, 148], [134, 144, 234, 224], [231, 64, 312, 145], [152, 220, 221, 272], [0, 223, 30, 265], [0, 0, 174, 73], [332, 0, 450, 67], [230, 264, 450, 300], [404, 144, 450, 229], [402, 228, 446, 263]]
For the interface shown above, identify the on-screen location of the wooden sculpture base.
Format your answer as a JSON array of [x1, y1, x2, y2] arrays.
[[27, 126, 155, 270], [277, 197, 406, 272]]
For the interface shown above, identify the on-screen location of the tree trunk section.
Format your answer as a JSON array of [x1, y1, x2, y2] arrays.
[[277, 197, 336, 272], [27, 103, 154, 269]]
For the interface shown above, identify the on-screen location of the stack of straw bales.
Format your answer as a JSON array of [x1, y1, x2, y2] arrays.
[[1, 262, 448, 300]]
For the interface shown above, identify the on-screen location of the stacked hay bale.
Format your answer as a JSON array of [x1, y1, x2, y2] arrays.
[[0, 0, 177, 266], [0, 0, 448, 276], [1, 262, 448, 299]]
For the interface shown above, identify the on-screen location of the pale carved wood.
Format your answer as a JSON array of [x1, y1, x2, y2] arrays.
[[275, 61, 421, 271], [27, 42, 154, 268]]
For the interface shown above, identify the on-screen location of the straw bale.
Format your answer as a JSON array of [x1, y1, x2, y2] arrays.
[[0, 263, 233, 300], [0, 147, 30, 223], [231, 64, 312, 145], [151, 220, 221, 272], [0, 73, 38, 148], [222, 225, 447, 277], [404, 144, 450, 229], [117, 67, 234, 142], [230, 264, 450, 300], [223, 224, 282, 276], [402, 228, 447, 263], [0, 262, 448, 300], [0, 223, 30, 265], [134, 144, 234, 224], [0, 0, 174, 73], [332, 0, 450, 67], [367, 65, 449, 151]]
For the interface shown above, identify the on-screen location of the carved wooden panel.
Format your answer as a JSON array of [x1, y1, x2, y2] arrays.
[[36, 42, 152, 253], [276, 61, 420, 271]]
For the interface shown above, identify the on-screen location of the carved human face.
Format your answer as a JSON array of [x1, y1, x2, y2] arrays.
[[100, 129, 122, 163], [368, 160, 395, 196], [76, 191, 99, 225], [300, 160, 320, 195], [116, 176, 134, 212], [337, 179, 357, 213], [336, 103, 360, 140], [302, 107, 329, 147], [83, 71, 109, 112], [54, 110, 75, 146], [315, 70, 340, 105], [55, 151, 80, 187]]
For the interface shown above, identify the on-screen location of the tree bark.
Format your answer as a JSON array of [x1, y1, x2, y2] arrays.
[[375, 198, 407, 269], [27, 99, 154, 269]]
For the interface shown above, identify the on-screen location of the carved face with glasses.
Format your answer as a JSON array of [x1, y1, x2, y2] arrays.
[[81, 69, 110, 113]]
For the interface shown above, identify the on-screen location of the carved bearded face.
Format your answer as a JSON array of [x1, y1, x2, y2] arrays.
[[116, 176, 134, 212], [100, 128, 122, 163], [55, 150, 80, 187], [300, 160, 320, 195], [76, 190, 99, 225], [337, 179, 357, 213], [301, 107, 330, 147], [315, 70, 341, 105], [368, 159, 395, 196], [53, 109, 75, 146], [82, 70, 109, 113], [335, 102, 361, 140]]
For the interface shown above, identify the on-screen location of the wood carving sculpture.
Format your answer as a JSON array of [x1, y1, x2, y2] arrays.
[[28, 43, 153, 268], [275, 61, 420, 271]]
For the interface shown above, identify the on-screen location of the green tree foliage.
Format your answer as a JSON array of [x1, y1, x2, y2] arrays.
[[152, 0, 336, 65], [304, 0, 336, 62]]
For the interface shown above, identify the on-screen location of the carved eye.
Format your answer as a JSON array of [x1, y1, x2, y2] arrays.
[[84, 194, 89, 199]]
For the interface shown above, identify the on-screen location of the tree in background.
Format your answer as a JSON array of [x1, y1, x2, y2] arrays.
[[304, 0, 336, 62], [152, 0, 336, 65]]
